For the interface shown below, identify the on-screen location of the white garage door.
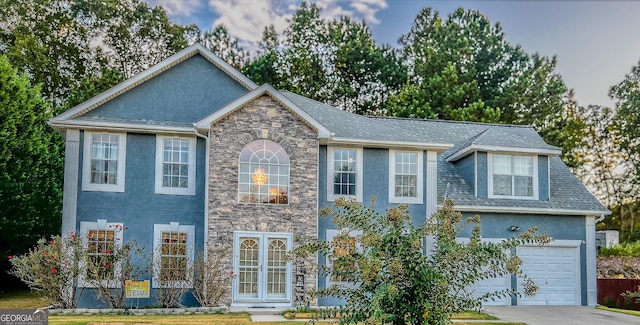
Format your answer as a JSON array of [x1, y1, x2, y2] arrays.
[[517, 246, 580, 305], [469, 274, 510, 306]]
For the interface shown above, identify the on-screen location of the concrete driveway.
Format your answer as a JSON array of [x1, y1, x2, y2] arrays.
[[484, 306, 639, 325]]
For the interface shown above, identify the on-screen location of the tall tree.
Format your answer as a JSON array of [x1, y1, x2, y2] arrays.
[[73, 0, 196, 78], [244, 2, 405, 114], [0, 0, 97, 106], [390, 7, 578, 162], [0, 56, 63, 289], [243, 25, 282, 86], [200, 25, 249, 70]]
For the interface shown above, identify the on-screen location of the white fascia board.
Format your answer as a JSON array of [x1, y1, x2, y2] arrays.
[[446, 144, 562, 162], [52, 43, 257, 121], [49, 119, 195, 135], [327, 137, 453, 151], [195, 84, 332, 139], [447, 204, 611, 216]]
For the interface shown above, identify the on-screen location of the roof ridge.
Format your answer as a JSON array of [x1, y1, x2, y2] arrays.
[[367, 115, 535, 129]]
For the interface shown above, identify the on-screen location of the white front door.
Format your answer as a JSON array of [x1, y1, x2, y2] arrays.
[[233, 232, 292, 304]]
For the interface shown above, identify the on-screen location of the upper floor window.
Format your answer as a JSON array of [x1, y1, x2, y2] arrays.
[[82, 132, 126, 192], [389, 150, 423, 204], [327, 147, 363, 202], [155, 136, 196, 195], [238, 140, 289, 204], [489, 153, 538, 199]]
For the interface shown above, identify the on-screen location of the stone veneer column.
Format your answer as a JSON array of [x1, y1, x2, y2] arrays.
[[207, 95, 319, 305]]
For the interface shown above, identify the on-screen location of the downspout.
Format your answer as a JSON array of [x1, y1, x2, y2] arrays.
[[595, 214, 605, 223], [194, 126, 210, 262]]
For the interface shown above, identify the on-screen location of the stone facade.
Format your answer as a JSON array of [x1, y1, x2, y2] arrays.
[[208, 95, 318, 305]]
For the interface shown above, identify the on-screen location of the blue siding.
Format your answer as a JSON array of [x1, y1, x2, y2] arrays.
[[82, 55, 249, 123], [76, 132, 205, 307], [538, 156, 549, 201], [317, 146, 427, 305], [456, 153, 476, 194], [476, 152, 488, 198]]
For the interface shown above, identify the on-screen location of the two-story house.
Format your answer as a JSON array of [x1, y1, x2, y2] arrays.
[[49, 44, 609, 308]]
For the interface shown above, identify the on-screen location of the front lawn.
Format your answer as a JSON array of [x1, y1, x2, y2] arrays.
[[0, 290, 49, 309], [49, 313, 299, 325]]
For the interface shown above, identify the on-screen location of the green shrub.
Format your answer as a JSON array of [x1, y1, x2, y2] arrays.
[[599, 241, 640, 256]]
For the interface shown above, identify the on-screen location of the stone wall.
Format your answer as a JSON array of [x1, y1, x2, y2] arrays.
[[207, 94, 319, 305]]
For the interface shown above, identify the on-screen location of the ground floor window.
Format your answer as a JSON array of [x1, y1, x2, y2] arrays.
[[79, 220, 123, 287], [153, 223, 195, 288]]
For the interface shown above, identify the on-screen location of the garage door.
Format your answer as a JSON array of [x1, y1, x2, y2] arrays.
[[469, 274, 510, 306], [517, 246, 580, 305]]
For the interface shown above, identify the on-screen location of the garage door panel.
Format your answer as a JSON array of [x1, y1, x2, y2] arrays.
[[517, 246, 579, 306]]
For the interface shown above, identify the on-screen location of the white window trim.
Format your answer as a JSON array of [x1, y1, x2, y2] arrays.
[[79, 220, 124, 288], [325, 229, 362, 288], [327, 147, 363, 202], [487, 153, 539, 200], [154, 135, 196, 196], [152, 223, 195, 289], [388, 150, 423, 204], [82, 131, 126, 192]]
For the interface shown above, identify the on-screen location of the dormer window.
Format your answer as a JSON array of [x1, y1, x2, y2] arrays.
[[488, 153, 538, 199]]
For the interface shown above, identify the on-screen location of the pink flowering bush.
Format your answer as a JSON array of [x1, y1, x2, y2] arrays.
[[9, 234, 85, 308]]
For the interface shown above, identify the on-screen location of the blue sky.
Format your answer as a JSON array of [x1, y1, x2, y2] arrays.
[[145, 0, 640, 109]]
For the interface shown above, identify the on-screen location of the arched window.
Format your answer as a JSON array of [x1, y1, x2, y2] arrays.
[[238, 140, 290, 204]]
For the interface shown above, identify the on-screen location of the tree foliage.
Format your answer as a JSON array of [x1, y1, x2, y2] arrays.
[[0, 56, 64, 288], [388, 8, 581, 165], [243, 1, 405, 115], [293, 198, 549, 324]]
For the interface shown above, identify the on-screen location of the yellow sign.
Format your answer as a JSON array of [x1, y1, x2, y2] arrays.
[[125, 280, 150, 298]]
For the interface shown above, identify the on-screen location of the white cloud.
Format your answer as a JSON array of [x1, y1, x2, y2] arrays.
[[208, 0, 388, 47], [147, 0, 203, 17]]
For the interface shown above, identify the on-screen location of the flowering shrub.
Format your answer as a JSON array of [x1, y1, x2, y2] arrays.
[[9, 234, 85, 308], [292, 198, 551, 325], [83, 239, 148, 309], [192, 246, 235, 306]]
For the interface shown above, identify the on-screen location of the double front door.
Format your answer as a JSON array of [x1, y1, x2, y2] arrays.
[[233, 232, 292, 304]]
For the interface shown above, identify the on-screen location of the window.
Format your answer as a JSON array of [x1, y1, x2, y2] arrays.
[[327, 147, 363, 201], [238, 140, 289, 204], [489, 154, 538, 199], [153, 223, 195, 288], [326, 229, 361, 285], [79, 220, 123, 287], [389, 150, 423, 204], [82, 132, 126, 192], [155, 136, 196, 195]]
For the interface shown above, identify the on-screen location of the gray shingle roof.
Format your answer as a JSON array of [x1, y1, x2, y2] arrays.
[[282, 90, 606, 215], [438, 155, 608, 214]]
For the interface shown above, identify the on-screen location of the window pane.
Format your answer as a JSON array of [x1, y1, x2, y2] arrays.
[[514, 176, 533, 196], [394, 152, 418, 198], [493, 175, 512, 196], [514, 156, 533, 176], [238, 140, 290, 204], [90, 134, 119, 185], [493, 154, 511, 175]]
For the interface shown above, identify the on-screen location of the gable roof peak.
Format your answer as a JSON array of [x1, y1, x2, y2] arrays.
[[50, 43, 257, 125]]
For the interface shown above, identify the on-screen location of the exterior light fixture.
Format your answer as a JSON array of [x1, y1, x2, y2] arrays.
[[510, 226, 520, 232]]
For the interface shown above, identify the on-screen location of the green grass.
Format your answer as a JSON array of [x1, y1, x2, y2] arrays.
[[0, 290, 49, 309], [596, 305, 640, 317], [49, 313, 302, 325], [452, 310, 499, 320]]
